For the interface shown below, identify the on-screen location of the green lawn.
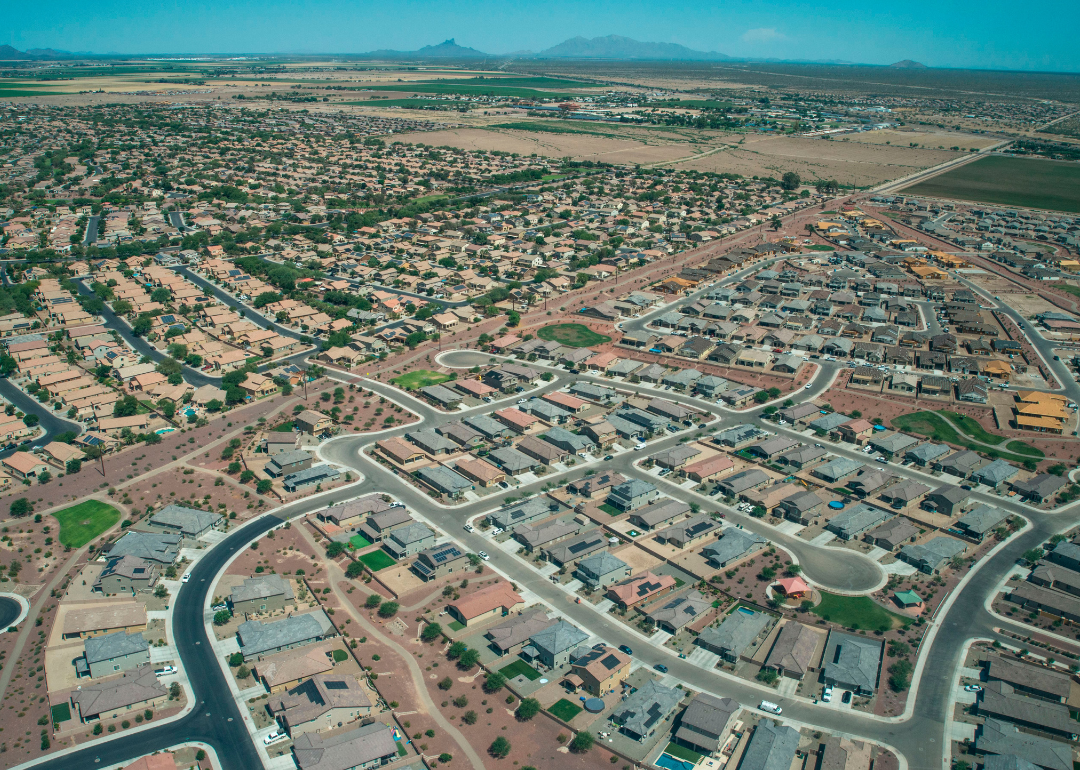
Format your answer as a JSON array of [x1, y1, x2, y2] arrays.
[[52, 500, 122, 548], [396, 741, 407, 757], [939, 411, 1004, 445], [810, 592, 912, 632], [665, 742, 705, 764], [359, 550, 397, 572], [448, 620, 466, 631], [391, 370, 454, 391], [599, 503, 622, 516], [548, 698, 583, 721], [891, 411, 1041, 464], [903, 155, 1080, 214], [272, 421, 295, 432], [499, 659, 541, 681], [806, 244, 835, 251], [348, 534, 373, 550], [537, 323, 611, 348], [50, 703, 71, 724]]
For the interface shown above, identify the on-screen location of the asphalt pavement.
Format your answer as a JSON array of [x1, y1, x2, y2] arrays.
[[0, 377, 82, 459]]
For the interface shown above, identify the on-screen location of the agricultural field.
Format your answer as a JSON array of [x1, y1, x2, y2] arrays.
[[902, 155, 1080, 213]]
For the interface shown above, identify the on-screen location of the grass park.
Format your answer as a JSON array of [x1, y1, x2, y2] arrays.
[[536, 323, 611, 348], [810, 592, 912, 633], [359, 550, 397, 572], [52, 500, 122, 548], [390, 370, 453, 391], [903, 155, 1080, 213], [891, 410, 1042, 463]]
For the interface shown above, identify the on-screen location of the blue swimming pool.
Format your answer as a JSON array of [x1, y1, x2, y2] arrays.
[[737, 607, 756, 616], [656, 754, 695, 770]]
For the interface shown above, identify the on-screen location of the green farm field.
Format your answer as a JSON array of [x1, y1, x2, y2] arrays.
[[903, 155, 1080, 213]]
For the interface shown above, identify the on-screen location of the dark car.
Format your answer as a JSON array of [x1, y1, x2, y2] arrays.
[[618, 644, 633, 656], [841, 690, 852, 704], [654, 663, 668, 673], [603, 455, 613, 461]]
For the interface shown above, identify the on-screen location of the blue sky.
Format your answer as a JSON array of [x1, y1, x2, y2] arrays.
[[8, 0, 1080, 72]]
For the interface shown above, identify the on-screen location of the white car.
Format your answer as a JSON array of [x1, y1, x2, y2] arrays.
[[489, 527, 503, 536], [154, 665, 178, 677], [263, 731, 287, 746], [822, 685, 833, 703], [463, 524, 474, 533], [478, 551, 489, 561], [634, 443, 647, 450], [964, 684, 983, 692], [181, 573, 191, 583], [805, 384, 812, 389]]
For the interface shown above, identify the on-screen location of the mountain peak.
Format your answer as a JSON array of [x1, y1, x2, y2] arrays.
[[537, 35, 728, 61], [890, 59, 927, 69]]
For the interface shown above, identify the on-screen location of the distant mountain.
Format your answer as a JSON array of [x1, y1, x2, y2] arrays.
[[535, 35, 729, 61], [0, 45, 26, 60], [890, 59, 927, 69], [0, 45, 84, 60], [363, 38, 491, 59]]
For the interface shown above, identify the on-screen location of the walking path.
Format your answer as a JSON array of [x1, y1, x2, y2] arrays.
[[294, 524, 487, 770]]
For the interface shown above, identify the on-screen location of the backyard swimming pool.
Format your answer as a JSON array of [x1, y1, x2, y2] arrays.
[[656, 754, 695, 770]]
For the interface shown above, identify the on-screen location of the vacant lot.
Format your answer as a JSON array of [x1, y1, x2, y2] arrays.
[[390, 370, 453, 391], [903, 155, 1080, 213], [52, 500, 121, 548], [811, 592, 912, 632], [537, 323, 611, 348]]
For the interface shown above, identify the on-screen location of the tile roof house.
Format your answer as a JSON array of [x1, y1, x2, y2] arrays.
[[611, 679, 682, 742], [485, 608, 556, 655], [822, 631, 882, 695], [574, 551, 631, 589], [646, 589, 711, 634], [763, 621, 820, 679], [825, 504, 892, 540], [146, 504, 223, 540], [292, 721, 399, 770], [673, 692, 739, 755], [567, 645, 631, 696], [525, 620, 589, 669], [108, 531, 182, 565], [238, 612, 330, 661], [898, 536, 967, 573], [447, 581, 524, 627], [267, 673, 372, 737], [702, 528, 767, 568], [696, 609, 771, 662], [70, 665, 167, 722], [607, 571, 677, 609]]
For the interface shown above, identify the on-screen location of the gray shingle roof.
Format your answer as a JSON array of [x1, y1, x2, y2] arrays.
[[238, 613, 327, 657], [85, 630, 148, 664], [149, 504, 223, 536]]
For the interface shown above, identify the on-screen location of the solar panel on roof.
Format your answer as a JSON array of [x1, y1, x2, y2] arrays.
[[324, 680, 349, 690]]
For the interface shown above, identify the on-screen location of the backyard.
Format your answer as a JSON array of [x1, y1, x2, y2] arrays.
[[498, 659, 541, 681], [810, 592, 912, 633], [52, 500, 122, 548], [548, 698, 583, 721], [359, 550, 397, 571], [390, 370, 454, 391], [537, 323, 612, 348]]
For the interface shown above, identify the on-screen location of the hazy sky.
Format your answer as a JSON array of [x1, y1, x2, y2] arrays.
[[8, 0, 1080, 72]]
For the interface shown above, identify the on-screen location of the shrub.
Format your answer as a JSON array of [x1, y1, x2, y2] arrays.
[[228, 652, 244, 667], [196, 750, 207, 761], [377, 600, 399, 618], [213, 609, 232, 626], [93, 724, 102, 735], [237, 665, 250, 679], [326, 541, 346, 558], [439, 754, 452, 763], [345, 560, 365, 578], [438, 677, 453, 690], [458, 648, 480, 669], [447, 641, 467, 659], [421, 622, 442, 642], [462, 710, 478, 725], [364, 593, 382, 608], [453, 695, 469, 708]]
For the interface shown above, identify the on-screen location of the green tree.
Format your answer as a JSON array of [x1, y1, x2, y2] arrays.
[[421, 622, 442, 642], [483, 672, 505, 693], [345, 561, 365, 578], [213, 610, 232, 626], [378, 600, 399, 618], [256, 479, 273, 495], [447, 641, 467, 659], [114, 395, 140, 417], [326, 541, 346, 558], [228, 652, 244, 667], [888, 659, 913, 691], [458, 648, 480, 669], [781, 171, 801, 191], [489, 737, 511, 758], [570, 732, 594, 753], [66, 458, 82, 474], [516, 697, 541, 721], [364, 593, 383, 609], [10, 498, 32, 517]]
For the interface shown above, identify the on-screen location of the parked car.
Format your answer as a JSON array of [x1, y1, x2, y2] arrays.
[[634, 443, 647, 450], [805, 384, 812, 389], [263, 731, 287, 746], [841, 691, 852, 704], [822, 685, 833, 703], [654, 664, 668, 673], [463, 524, 474, 533], [478, 551, 489, 561], [603, 455, 613, 461], [154, 666, 177, 677], [498, 481, 509, 489], [181, 573, 191, 583], [964, 684, 983, 692], [618, 645, 633, 655]]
